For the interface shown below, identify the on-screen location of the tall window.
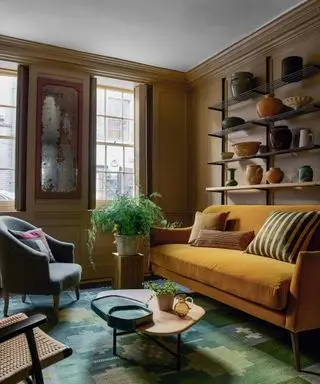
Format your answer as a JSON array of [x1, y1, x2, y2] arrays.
[[96, 86, 134, 201], [0, 72, 17, 202]]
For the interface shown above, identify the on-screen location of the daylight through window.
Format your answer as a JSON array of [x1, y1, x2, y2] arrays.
[[96, 86, 134, 201]]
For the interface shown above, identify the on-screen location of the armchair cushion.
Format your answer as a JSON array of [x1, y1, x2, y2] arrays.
[[9, 228, 55, 262], [49, 263, 82, 293]]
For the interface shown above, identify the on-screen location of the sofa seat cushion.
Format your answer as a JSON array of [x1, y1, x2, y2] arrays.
[[151, 244, 294, 310]]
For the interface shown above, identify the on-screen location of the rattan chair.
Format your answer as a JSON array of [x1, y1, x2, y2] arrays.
[[0, 312, 72, 383]]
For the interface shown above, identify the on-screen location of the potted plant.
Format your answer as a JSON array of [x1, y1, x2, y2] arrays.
[[143, 280, 179, 311], [87, 192, 165, 264]]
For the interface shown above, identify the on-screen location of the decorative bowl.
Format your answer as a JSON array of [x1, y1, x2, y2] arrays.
[[221, 151, 234, 160], [222, 116, 246, 129], [232, 141, 261, 157], [282, 96, 313, 110]]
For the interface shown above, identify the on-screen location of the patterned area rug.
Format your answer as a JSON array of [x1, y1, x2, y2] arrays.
[[2, 287, 320, 384]]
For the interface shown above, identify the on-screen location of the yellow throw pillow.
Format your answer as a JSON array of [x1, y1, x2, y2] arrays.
[[188, 211, 229, 244]]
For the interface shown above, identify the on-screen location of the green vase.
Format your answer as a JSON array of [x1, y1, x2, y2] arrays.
[[226, 168, 238, 186], [298, 165, 313, 182]]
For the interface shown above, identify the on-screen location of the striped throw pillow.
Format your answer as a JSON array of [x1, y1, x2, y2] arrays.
[[246, 211, 319, 263], [193, 230, 255, 250]]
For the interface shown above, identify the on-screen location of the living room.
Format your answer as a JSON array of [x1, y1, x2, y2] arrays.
[[1, 0, 320, 383]]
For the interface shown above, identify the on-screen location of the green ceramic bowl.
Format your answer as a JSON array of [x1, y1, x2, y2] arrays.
[[222, 116, 246, 129]]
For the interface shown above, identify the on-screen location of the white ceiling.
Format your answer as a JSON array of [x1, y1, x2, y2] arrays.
[[0, 0, 304, 72]]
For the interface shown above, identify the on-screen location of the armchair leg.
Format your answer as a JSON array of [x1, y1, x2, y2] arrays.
[[3, 290, 9, 316], [53, 294, 60, 319], [22, 294, 27, 303], [75, 285, 80, 301], [290, 331, 301, 371]]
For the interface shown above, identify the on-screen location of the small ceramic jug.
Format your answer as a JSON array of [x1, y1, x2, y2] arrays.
[[246, 165, 263, 185], [299, 165, 313, 182], [299, 129, 314, 147], [174, 294, 193, 317]]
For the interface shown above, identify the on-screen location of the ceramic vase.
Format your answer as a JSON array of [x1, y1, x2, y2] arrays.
[[269, 125, 292, 151], [282, 56, 303, 83], [226, 168, 238, 186], [230, 72, 255, 99], [157, 294, 174, 311], [246, 165, 263, 185], [256, 94, 284, 118], [266, 167, 284, 184], [298, 165, 313, 182]]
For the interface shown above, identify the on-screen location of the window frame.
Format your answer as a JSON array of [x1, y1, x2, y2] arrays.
[[0, 69, 17, 212], [96, 84, 135, 206]]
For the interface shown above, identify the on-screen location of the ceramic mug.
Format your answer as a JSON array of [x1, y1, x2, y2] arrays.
[[299, 129, 314, 147]]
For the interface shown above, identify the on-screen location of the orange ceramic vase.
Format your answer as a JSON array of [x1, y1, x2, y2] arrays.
[[256, 94, 284, 118], [266, 167, 284, 184]]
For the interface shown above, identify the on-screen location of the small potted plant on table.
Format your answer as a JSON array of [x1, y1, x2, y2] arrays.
[[144, 280, 179, 311]]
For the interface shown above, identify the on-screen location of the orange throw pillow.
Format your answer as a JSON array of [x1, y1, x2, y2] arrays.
[[188, 211, 229, 244], [151, 226, 192, 246], [193, 229, 255, 250]]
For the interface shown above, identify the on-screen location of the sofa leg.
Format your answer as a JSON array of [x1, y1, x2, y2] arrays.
[[75, 285, 80, 301], [22, 294, 27, 303], [290, 332, 301, 371], [53, 294, 60, 319], [3, 290, 9, 316]]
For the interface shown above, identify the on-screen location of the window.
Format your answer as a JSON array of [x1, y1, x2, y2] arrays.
[[96, 86, 134, 201], [0, 72, 17, 203]]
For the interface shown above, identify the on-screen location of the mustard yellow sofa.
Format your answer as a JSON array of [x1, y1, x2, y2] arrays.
[[150, 205, 320, 370]]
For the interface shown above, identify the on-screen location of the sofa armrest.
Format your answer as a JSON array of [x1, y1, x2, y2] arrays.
[[150, 226, 192, 246], [285, 251, 320, 332]]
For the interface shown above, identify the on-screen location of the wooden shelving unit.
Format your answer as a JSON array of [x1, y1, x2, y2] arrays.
[[206, 181, 320, 193], [209, 144, 320, 165]]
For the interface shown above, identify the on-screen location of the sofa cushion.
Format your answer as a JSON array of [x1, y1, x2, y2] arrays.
[[246, 210, 319, 263], [188, 211, 229, 244], [151, 244, 294, 310], [193, 229, 255, 250]]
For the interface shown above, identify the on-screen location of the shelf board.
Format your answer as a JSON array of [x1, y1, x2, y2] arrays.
[[208, 103, 320, 138], [206, 181, 320, 193], [209, 144, 320, 165], [208, 64, 320, 111]]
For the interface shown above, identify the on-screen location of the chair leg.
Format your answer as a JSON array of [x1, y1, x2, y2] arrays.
[[75, 284, 80, 301], [290, 331, 301, 371], [3, 290, 9, 316], [53, 294, 60, 319], [22, 294, 27, 303]]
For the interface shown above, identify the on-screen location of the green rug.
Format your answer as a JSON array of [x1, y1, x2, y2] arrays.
[[2, 287, 320, 384]]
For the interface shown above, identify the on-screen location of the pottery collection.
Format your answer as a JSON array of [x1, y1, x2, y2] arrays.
[[266, 167, 284, 184], [269, 125, 292, 151], [256, 94, 284, 118], [299, 165, 313, 182], [226, 168, 238, 186], [230, 72, 255, 99], [246, 165, 263, 185]]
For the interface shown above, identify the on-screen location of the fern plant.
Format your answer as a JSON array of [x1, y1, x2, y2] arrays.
[[87, 192, 165, 265]]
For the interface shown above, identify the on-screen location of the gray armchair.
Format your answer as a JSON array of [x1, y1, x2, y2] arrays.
[[0, 216, 82, 318]]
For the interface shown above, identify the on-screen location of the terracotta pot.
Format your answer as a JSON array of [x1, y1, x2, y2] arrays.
[[269, 125, 292, 151], [157, 294, 174, 311], [246, 165, 263, 185], [256, 94, 284, 118], [266, 167, 284, 184]]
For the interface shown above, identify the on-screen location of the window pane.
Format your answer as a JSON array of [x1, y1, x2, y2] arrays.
[[97, 117, 105, 141], [123, 93, 134, 118], [106, 172, 121, 199], [123, 120, 134, 144], [96, 144, 106, 170], [124, 147, 134, 173], [107, 90, 122, 117], [123, 173, 134, 196], [96, 172, 107, 200], [0, 169, 15, 200], [106, 118, 122, 143], [0, 138, 15, 168], [107, 145, 123, 171], [0, 107, 16, 136], [97, 88, 105, 115], [0, 76, 17, 107]]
